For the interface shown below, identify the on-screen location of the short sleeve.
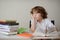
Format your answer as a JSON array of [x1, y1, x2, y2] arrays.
[[45, 19, 57, 33], [46, 19, 55, 28]]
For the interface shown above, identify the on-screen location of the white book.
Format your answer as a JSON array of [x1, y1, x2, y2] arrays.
[[0, 28, 10, 32], [0, 27, 18, 32], [33, 31, 59, 37], [0, 31, 17, 35], [0, 24, 19, 32], [0, 24, 19, 28], [0, 25, 9, 28]]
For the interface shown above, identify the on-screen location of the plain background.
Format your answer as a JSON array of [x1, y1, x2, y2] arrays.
[[0, 0, 60, 31]]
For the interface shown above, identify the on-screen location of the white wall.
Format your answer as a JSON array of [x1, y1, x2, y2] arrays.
[[0, 0, 60, 30]]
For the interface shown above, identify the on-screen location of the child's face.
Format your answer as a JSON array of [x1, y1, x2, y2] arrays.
[[32, 11, 43, 21]]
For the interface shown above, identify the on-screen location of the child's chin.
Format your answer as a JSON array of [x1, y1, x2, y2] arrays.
[[36, 19, 39, 20]]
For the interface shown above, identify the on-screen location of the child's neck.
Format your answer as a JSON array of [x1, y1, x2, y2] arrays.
[[37, 19, 43, 23]]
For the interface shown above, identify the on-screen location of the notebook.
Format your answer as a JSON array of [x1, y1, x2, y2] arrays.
[[17, 32, 33, 38]]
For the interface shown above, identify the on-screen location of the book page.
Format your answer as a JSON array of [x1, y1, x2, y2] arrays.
[[46, 31, 59, 37], [33, 32, 46, 37]]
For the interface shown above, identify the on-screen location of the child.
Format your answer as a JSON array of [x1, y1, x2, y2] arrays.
[[30, 6, 59, 37]]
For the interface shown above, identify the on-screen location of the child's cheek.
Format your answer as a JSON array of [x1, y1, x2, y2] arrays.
[[36, 14, 40, 18], [33, 14, 36, 17]]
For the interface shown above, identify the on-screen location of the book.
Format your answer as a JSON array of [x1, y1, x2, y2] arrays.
[[0, 20, 19, 25], [0, 31, 17, 35], [17, 32, 33, 38], [0, 24, 19, 32], [33, 31, 59, 37], [0, 24, 19, 35], [33, 26, 59, 37]]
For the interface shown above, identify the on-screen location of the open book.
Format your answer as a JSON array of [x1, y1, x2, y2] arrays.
[[33, 27, 59, 37], [33, 31, 59, 37]]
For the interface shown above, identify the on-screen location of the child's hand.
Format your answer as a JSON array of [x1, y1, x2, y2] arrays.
[[31, 14, 37, 23], [31, 14, 37, 21]]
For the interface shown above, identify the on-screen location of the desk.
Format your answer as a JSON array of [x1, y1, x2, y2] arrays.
[[0, 34, 60, 40], [0, 32, 60, 40], [32, 36, 60, 40], [32, 31, 60, 40], [0, 34, 31, 40]]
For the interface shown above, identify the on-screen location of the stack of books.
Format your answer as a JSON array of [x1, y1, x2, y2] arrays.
[[0, 20, 19, 35]]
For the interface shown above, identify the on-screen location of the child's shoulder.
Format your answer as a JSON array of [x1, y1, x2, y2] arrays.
[[44, 18, 52, 24], [44, 18, 51, 22]]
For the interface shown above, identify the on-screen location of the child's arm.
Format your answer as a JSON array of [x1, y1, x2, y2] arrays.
[[30, 15, 37, 32], [30, 19, 37, 32]]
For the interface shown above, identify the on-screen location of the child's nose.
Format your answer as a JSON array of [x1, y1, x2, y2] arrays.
[[34, 14, 36, 16]]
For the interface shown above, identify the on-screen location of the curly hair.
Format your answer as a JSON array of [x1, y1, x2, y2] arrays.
[[31, 6, 48, 19]]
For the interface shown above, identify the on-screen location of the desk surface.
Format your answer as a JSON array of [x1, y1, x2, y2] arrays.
[[0, 34, 60, 40], [32, 36, 60, 39], [0, 34, 31, 40]]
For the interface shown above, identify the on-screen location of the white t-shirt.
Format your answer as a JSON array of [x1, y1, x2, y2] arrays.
[[31, 19, 59, 36]]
